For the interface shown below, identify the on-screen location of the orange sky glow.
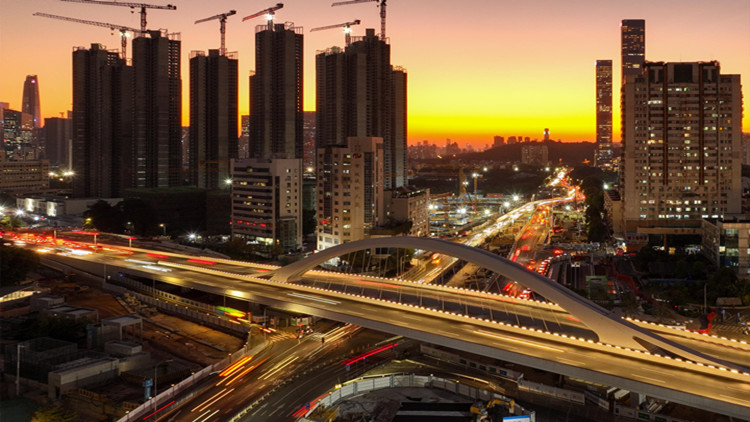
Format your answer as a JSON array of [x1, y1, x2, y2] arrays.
[[1, 0, 748, 147]]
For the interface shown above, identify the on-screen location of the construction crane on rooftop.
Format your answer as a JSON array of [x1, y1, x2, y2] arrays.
[[59, 0, 176, 34], [242, 3, 284, 31], [33, 12, 139, 60], [310, 20, 361, 46], [195, 10, 236, 56], [332, 0, 387, 41]]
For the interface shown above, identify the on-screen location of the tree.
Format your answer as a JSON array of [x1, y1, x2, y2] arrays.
[[1, 214, 26, 229], [83, 200, 124, 234], [0, 245, 39, 287]]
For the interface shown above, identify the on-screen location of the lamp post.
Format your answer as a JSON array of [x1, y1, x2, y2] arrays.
[[159, 224, 166, 236], [16, 344, 25, 396]]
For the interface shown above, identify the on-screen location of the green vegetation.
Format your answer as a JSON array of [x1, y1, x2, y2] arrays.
[[82, 199, 158, 236], [0, 244, 39, 287]]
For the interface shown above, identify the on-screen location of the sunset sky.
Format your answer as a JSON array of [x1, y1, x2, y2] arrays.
[[1, 0, 748, 146]]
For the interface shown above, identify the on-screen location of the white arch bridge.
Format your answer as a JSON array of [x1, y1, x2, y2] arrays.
[[272, 237, 734, 368], [45, 237, 750, 418]]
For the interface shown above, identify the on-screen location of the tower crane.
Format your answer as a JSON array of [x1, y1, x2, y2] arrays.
[[242, 3, 284, 31], [332, 0, 387, 41], [195, 10, 237, 56], [310, 20, 361, 46], [59, 0, 176, 34], [33, 12, 139, 60]]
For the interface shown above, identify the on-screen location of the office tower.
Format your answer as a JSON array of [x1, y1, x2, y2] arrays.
[[543, 128, 550, 141], [493, 136, 504, 147], [595, 60, 613, 167], [315, 28, 407, 189], [22, 75, 42, 129], [621, 61, 742, 237], [43, 116, 72, 168], [232, 22, 303, 251], [189, 49, 239, 189], [249, 23, 303, 160], [230, 158, 302, 253], [72, 43, 133, 198], [132, 30, 182, 188], [621, 20, 645, 84], [316, 137, 384, 251]]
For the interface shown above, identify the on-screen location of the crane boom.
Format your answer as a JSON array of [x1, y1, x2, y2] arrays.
[[332, 0, 387, 41], [59, 0, 177, 33], [310, 20, 361, 46], [33, 12, 138, 60], [242, 3, 284, 31], [195, 10, 236, 56]]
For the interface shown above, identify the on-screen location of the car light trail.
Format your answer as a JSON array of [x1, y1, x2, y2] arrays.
[[259, 356, 299, 380], [287, 292, 340, 305], [141, 400, 175, 420], [342, 342, 398, 366], [192, 409, 219, 422], [474, 330, 563, 353], [223, 357, 268, 386], [146, 253, 169, 259], [187, 258, 216, 265], [192, 388, 234, 413], [218, 356, 253, 377]]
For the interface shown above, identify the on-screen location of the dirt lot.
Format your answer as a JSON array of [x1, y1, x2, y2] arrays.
[[60, 284, 244, 367]]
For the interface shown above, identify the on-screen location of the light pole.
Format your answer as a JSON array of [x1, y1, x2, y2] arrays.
[[16, 343, 25, 396], [704, 282, 708, 314], [159, 224, 166, 236], [153, 359, 172, 398]]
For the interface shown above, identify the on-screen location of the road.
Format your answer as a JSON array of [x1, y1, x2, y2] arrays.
[[155, 324, 385, 422], [40, 251, 750, 419]]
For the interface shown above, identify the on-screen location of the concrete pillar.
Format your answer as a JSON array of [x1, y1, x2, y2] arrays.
[[630, 391, 645, 408]]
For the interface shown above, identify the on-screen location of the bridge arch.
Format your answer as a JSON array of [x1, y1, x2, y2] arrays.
[[273, 236, 725, 367]]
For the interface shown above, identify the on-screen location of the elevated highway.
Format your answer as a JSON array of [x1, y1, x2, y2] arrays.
[[41, 238, 750, 419]]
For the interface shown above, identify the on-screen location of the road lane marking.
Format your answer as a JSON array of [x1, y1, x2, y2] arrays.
[[287, 292, 340, 305], [559, 358, 586, 366], [632, 374, 665, 384], [474, 330, 564, 353]]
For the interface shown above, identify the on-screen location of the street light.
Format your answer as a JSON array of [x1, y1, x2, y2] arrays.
[[16, 343, 25, 396], [159, 224, 166, 236]]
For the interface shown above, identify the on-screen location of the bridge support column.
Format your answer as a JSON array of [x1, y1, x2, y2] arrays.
[[630, 391, 646, 408]]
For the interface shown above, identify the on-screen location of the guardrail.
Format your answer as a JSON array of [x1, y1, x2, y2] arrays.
[[115, 341, 264, 422], [298, 373, 536, 421]]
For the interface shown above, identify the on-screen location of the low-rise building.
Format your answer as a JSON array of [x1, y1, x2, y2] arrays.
[[0, 153, 49, 193], [384, 186, 430, 237], [702, 218, 750, 277], [230, 158, 303, 253]]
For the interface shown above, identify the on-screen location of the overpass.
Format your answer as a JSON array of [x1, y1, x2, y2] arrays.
[[44, 238, 750, 419]]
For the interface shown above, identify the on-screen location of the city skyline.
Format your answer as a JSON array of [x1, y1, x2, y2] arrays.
[[1, 0, 748, 146]]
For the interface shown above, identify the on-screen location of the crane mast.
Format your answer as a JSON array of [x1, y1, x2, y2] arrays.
[[331, 0, 387, 41], [242, 3, 284, 32], [33, 12, 138, 60], [310, 20, 361, 46], [59, 0, 177, 34], [195, 10, 237, 56]]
